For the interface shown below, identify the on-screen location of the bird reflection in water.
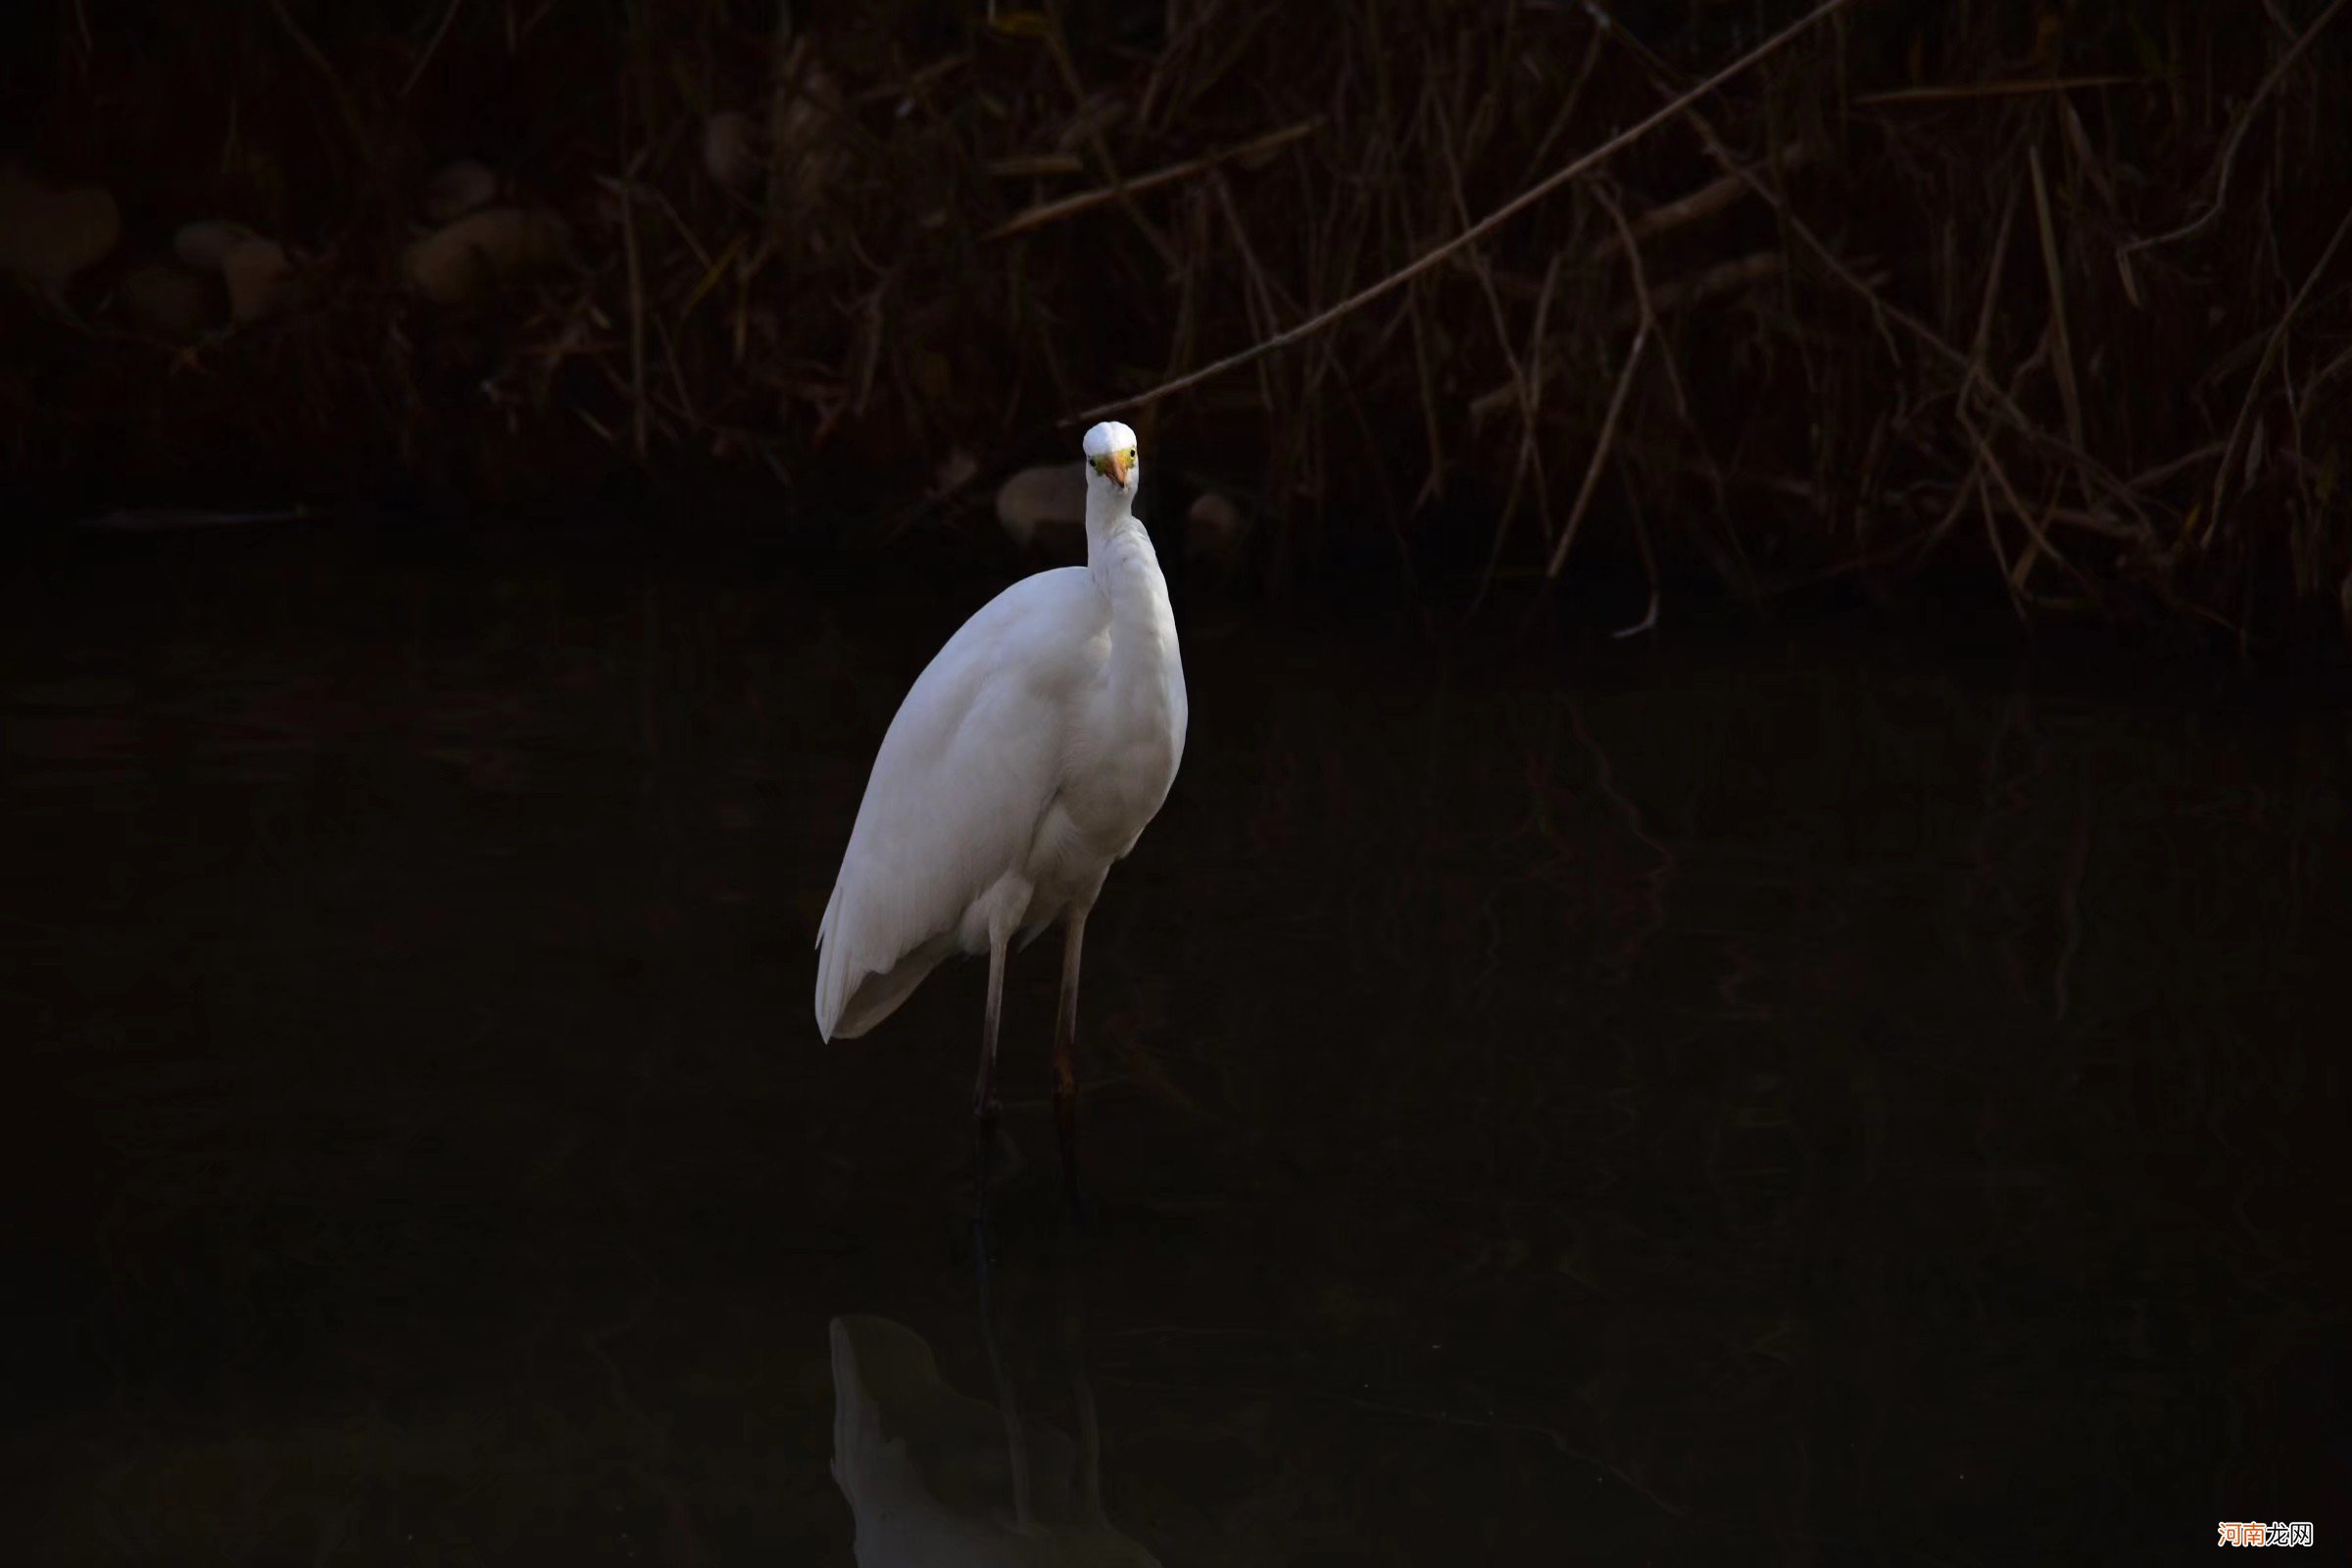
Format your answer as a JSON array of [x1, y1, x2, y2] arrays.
[[829, 1266, 1162, 1567]]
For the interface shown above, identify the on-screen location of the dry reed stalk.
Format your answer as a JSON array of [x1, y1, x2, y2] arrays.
[[2121, 0, 2350, 259], [2204, 200, 2352, 550], [264, 0, 370, 159], [1036, 13, 1178, 272], [399, 0, 467, 98], [7, 0, 2349, 640], [1434, 91, 1543, 575], [1407, 283, 1446, 507], [1600, 252, 1783, 329], [1206, 172, 1287, 433], [1581, 143, 1810, 267], [1585, 185, 1662, 633], [2027, 145, 2084, 461], [1854, 75, 2146, 107], [1071, 0, 1862, 424], [612, 129, 651, 458], [1523, 188, 1658, 603], [984, 120, 1319, 242], [1544, 317, 1647, 582], [1679, 104, 2151, 536]]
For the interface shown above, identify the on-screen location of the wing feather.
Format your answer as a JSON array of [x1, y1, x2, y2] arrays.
[[814, 569, 1105, 1041]]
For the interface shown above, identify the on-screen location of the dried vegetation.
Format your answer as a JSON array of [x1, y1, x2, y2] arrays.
[[3, 1, 2349, 638]]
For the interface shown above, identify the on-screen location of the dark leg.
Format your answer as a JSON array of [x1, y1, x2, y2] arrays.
[[971, 932, 1010, 1253], [1052, 906, 1091, 1225]]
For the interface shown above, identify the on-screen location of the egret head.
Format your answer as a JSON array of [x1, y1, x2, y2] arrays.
[[1082, 419, 1140, 496]]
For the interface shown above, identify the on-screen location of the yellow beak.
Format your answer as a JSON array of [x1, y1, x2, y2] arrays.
[[1107, 449, 1130, 487]]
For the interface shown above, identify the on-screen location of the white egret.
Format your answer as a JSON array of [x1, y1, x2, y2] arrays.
[[815, 419, 1187, 1218]]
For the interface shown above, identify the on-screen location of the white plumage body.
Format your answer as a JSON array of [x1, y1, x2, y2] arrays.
[[815, 438, 1186, 1045]]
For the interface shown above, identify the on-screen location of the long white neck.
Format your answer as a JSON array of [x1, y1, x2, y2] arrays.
[[1082, 472, 1179, 686], [1083, 475, 1158, 595]]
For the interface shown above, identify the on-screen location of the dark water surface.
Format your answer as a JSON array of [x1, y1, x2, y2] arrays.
[[4, 532, 2344, 1565]]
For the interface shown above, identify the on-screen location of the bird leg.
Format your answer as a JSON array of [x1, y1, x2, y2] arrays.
[[1053, 906, 1090, 1225], [972, 932, 1010, 1250]]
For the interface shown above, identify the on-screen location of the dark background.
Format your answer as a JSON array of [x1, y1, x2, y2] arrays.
[[4, 3, 2349, 1563]]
